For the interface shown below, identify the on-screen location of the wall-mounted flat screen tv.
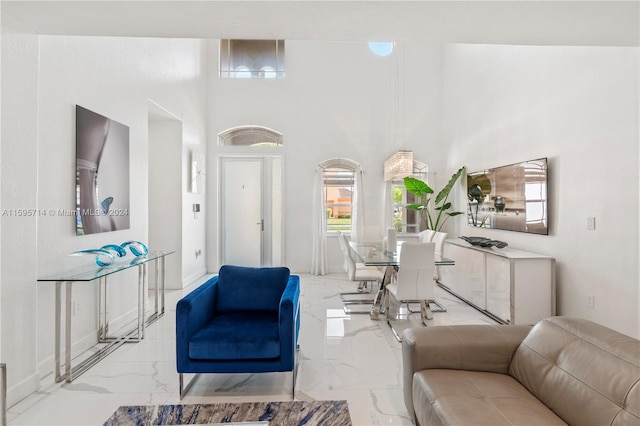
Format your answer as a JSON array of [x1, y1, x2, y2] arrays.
[[467, 158, 548, 235]]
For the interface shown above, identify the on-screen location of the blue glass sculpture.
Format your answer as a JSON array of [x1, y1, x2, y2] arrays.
[[71, 241, 148, 267], [120, 241, 148, 257], [70, 249, 115, 267], [100, 244, 127, 257]]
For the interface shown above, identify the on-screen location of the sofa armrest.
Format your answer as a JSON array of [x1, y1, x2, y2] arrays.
[[402, 324, 532, 421], [279, 275, 301, 369], [176, 276, 219, 371]]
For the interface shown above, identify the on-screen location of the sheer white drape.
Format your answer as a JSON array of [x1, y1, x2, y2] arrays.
[[312, 159, 362, 275], [310, 167, 328, 275], [350, 168, 364, 244]]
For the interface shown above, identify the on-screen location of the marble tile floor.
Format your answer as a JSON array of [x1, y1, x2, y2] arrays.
[[7, 273, 497, 426]]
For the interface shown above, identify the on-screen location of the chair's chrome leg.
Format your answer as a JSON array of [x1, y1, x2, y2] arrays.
[[179, 373, 199, 400], [341, 299, 375, 305], [428, 299, 447, 312], [387, 319, 403, 342], [292, 345, 300, 400], [340, 292, 374, 304], [406, 302, 421, 314], [1, 363, 6, 426], [386, 297, 430, 341], [421, 300, 434, 324]]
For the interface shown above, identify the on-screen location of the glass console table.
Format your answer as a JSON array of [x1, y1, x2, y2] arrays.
[[37, 251, 174, 383]]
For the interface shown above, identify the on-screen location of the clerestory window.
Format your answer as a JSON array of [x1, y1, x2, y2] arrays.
[[219, 39, 285, 79]]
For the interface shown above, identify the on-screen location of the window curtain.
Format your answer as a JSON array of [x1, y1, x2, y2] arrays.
[[351, 168, 364, 244], [311, 167, 328, 275]]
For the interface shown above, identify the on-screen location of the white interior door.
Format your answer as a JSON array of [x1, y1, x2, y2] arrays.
[[222, 158, 263, 266]]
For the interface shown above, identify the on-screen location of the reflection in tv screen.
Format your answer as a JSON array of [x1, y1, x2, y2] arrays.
[[467, 158, 548, 235]]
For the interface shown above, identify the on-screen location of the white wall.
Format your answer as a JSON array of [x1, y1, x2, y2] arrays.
[[182, 134, 207, 286], [443, 44, 639, 338], [149, 118, 184, 289], [1, 14, 41, 405], [206, 41, 445, 273], [1, 27, 208, 404]]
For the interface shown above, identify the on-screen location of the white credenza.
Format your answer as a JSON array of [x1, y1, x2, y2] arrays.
[[438, 239, 556, 325]]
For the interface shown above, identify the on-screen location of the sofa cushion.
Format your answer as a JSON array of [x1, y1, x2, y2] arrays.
[[509, 317, 640, 426], [216, 265, 290, 313], [188, 311, 280, 360], [413, 369, 567, 426]]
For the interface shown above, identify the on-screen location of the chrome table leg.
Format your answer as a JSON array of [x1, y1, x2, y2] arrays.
[[54, 281, 62, 382]]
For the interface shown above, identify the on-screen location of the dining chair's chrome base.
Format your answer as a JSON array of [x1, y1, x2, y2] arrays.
[[341, 280, 376, 314], [428, 299, 447, 312], [386, 299, 445, 340], [387, 304, 425, 342], [384, 293, 447, 340], [387, 319, 405, 342]]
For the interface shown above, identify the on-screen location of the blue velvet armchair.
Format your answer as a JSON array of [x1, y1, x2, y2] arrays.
[[176, 265, 301, 398]]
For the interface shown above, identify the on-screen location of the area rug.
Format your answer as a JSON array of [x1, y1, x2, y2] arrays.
[[104, 400, 351, 425]]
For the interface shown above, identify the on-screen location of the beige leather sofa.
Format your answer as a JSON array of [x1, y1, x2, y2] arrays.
[[402, 317, 640, 426]]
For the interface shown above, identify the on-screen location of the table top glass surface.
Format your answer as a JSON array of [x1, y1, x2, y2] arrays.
[[349, 241, 454, 267], [37, 251, 175, 282]]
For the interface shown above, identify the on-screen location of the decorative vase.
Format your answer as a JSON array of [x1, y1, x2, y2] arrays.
[[386, 227, 397, 253]]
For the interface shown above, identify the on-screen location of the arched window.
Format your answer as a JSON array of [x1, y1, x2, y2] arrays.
[[312, 158, 364, 275], [368, 41, 395, 57], [218, 126, 283, 147], [390, 161, 428, 234], [318, 158, 361, 233]]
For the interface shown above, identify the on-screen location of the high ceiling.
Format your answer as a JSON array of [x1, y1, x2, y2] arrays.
[[2, 1, 639, 46]]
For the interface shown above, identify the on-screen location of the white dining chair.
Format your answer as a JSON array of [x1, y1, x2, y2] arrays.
[[337, 231, 379, 274], [337, 231, 383, 313], [432, 231, 448, 279], [430, 231, 449, 312], [432, 231, 448, 257], [384, 242, 436, 341]]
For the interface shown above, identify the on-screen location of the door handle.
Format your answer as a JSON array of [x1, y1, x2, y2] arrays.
[[256, 219, 264, 231]]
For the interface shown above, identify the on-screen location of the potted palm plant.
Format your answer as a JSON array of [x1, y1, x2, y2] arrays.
[[403, 166, 465, 232]]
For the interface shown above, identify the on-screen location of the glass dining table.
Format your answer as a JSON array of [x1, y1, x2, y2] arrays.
[[348, 241, 454, 319]]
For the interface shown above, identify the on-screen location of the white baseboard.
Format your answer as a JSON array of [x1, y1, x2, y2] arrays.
[[182, 268, 207, 289], [7, 371, 40, 408]]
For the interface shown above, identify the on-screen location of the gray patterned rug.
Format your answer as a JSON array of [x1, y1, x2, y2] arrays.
[[104, 400, 351, 425]]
